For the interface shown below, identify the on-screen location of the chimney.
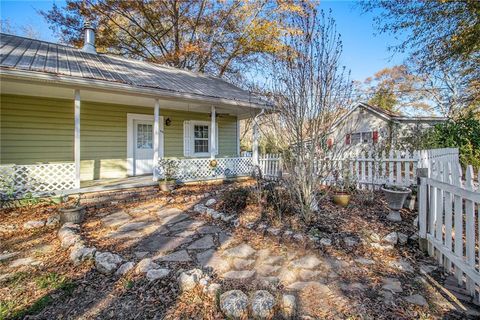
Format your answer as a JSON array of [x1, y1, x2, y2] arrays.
[[82, 21, 96, 54]]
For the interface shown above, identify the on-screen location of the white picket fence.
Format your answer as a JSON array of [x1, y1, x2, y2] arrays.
[[258, 154, 282, 180], [418, 154, 480, 303]]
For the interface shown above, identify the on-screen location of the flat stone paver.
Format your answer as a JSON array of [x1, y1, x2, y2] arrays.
[[261, 256, 284, 265], [232, 258, 255, 270], [157, 207, 184, 218], [196, 225, 223, 234], [137, 234, 191, 255], [255, 264, 281, 276], [197, 249, 231, 273], [290, 255, 322, 269], [222, 270, 256, 281], [286, 281, 330, 293], [277, 268, 298, 285], [168, 220, 204, 232], [156, 250, 192, 262], [101, 211, 132, 228], [0, 252, 19, 262], [187, 235, 215, 250], [298, 269, 322, 281], [223, 243, 256, 259], [162, 213, 190, 225], [9, 257, 40, 268]]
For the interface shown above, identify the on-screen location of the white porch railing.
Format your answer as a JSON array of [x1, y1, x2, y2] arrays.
[[156, 157, 254, 182], [0, 163, 76, 198]]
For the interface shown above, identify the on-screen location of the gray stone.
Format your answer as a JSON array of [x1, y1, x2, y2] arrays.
[[281, 294, 296, 319], [381, 278, 403, 293], [156, 250, 191, 262], [178, 268, 203, 292], [341, 282, 367, 292], [168, 220, 204, 232], [9, 257, 39, 268], [69, 243, 96, 265], [187, 235, 214, 250], [355, 257, 375, 265], [256, 264, 281, 276], [286, 281, 330, 293], [232, 258, 255, 270], [283, 230, 293, 238], [135, 258, 160, 274], [134, 251, 149, 259], [298, 269, 322, 281], [95, 252, 123, 274], [163, 213, 191, 226], [404, 294, 427, 306], [221, 214, 235, 223], [419, 264, 437, 274], [410, 234, 419, 241], [380, 290, 395, 305], [196, 225, 222, 234], [320, 238, 332, 246], [386, 210, 402, 222], [193, 204, 207, 214], [344, 237, 359, 247], [220, 290, 249, 319], [205, 198, 217, 206], [251, 290, 275, 319], [101, 211, 131, 228], [224, 243, 256, 259], [255, 276, 280, 290], [115, 261, 135, 276], [23, 220, 46, 229], [206, 283, 222, 297], [197, 249, 231, 273], [245, 222, 256, 229], [383, 232, 398, 245], [146, 268, 171, 281], [0, 252, 19, 262], [257, 223, 268, 232], [267, 227, 281, 236], [60, 231, 82, 249], [277, 268, 298, 285], [398, 232, 408, 245], [136, 234, 190, 255], [46, 215, 60, 226], [222, 270, 256, 282], [413, 216, 419, 227], [261, 256, 284, 265], [290, 255, 322, 269], [389, 259, 414, 273], [174, 230, 197, 238], [293, 233, 304, 242], [370, 242, 394, 251]]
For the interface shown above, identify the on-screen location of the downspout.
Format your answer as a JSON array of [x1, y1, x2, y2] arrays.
[[252, 108, 265, 166]]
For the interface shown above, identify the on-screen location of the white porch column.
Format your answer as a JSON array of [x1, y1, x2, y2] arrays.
[[210, 105, 216, 159], [74, 89, 81, 188], [236, 117, 241, 156], [252, 120, 259, 166], [153, 99, 160, 181]]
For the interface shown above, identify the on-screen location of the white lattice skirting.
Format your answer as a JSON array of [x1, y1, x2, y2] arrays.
[[0, 163, 76, 198], [156, 157, 253, 182]]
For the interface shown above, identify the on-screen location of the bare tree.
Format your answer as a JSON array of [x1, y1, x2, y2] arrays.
[[270, 8, 353, 222]]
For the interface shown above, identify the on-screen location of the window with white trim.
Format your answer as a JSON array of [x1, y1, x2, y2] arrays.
[[194, 124, 209, 153], [347, 131, 374, 145]]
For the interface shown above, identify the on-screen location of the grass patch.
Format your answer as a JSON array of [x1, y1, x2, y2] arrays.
[[4, 272, 29, 286], [35, 272, 66, 290], [0, 300, 16, 320]]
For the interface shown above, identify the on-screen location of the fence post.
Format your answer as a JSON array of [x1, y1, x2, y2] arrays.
[[417, 167, 429, 253]]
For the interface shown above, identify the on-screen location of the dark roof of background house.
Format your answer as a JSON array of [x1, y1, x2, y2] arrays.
[[0, 33, 268, 107]]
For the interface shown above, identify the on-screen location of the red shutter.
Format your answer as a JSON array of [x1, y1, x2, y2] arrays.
[[327, 138, 333, 149], [345, 134, 351, 145], [372, 131, 379, 143]]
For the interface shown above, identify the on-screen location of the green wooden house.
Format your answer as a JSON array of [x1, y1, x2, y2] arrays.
[[0, 26, 267, 197]]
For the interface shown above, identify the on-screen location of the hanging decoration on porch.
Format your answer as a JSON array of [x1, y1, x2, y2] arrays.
[[209, 159, 218, 168]]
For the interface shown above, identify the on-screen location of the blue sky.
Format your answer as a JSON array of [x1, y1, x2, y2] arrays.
[[0, 0, 407, 82]]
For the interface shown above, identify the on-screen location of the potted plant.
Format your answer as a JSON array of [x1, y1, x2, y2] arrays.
[[331, 168, 356, 207], [158, 158, 178, 192], [381, 184, 411, 221], [59, 194, 85, 224]]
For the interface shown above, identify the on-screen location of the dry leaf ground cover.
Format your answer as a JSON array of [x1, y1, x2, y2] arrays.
[[0, 181, 478, 319]]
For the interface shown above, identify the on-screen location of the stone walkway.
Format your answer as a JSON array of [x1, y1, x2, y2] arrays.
[[95, 201, 435, 317]]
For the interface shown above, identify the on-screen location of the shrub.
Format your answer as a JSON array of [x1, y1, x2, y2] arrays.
[[220, 187, 251, 214]]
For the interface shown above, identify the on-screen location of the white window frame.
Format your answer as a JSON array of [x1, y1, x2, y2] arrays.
[[185, 120, 218, 157], [349, 131, 373, 145]]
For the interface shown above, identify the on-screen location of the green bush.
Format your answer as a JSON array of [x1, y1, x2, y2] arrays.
[[416, 110, 480, 169]]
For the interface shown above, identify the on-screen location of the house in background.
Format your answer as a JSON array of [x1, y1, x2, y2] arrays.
[[328, 102, 446, 152], [0, 26, 268, 197]]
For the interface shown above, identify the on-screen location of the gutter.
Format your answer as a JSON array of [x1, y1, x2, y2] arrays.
[[0, 68, 271, 110]]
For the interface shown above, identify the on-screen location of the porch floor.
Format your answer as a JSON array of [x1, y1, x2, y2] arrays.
[[76, 175, 157, 194]]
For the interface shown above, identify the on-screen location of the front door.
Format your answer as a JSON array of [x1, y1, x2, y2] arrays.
[[134, 120, 154, 175]]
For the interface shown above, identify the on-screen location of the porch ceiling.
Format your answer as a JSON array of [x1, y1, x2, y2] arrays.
[[0, 76, 261, 119]]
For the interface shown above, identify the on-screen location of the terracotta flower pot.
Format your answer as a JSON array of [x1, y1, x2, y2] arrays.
[[332, 192, 351, 207], [60, 206, 85, 224], [159, 180, 176, 192], [381, 187, 411, 210]]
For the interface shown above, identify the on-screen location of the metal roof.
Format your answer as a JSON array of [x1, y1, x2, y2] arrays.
[[0, 33, 268, 108]]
